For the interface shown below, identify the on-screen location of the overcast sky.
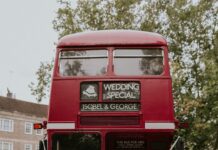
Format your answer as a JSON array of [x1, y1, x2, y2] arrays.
[[0, 0, 61, 104]]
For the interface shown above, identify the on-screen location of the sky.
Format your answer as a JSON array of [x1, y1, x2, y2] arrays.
[[0, 0, 60, 104]]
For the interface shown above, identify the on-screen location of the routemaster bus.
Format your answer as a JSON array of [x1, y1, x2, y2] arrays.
[[35, 30, 182, 150]]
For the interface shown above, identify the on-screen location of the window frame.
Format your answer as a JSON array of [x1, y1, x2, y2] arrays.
[[24, 144, 32, 150], [35, 144, 39, 150], [24, 122, 33, 135], [0, 118, 14, 132], [113, 48, 164, 76], [51, 132, 101, 150], [56, 47, 167, 78], [35, 129, 43, 135], [58, 49, 109, 77], [0, 141, 13, 150]]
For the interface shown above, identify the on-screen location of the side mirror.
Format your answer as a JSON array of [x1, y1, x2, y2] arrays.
[[39, 140, 47, 150]]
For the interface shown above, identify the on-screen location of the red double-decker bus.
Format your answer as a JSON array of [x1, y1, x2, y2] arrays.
[[36, 30, 180, 150]]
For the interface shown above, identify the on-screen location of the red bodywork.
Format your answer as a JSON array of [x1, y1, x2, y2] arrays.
[[47, 30, 176, 150]]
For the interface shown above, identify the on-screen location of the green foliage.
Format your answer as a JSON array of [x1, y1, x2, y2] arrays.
[[31, 0, 218, 149], [29, 61, 53, 103], [53, 0, 140, 37]]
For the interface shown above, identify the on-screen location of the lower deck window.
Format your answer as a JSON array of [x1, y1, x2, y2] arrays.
[[106, 133, 171, 150], [106, 133, 146, 150], [52, 133, 101, 150]]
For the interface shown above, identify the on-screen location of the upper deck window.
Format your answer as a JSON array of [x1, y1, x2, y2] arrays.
[[114, 49, 164, 75], [59, 50, 108, 76]]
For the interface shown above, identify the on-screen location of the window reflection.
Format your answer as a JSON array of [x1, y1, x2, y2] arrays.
[[140, 57, 163, 75], [59, 49, 164, 76], [114, 49, 163, 75], [106, 133, 146, 150], [59, 50, 108, 76], [115, 49, 162, 56], [52, 133, 101, 150]]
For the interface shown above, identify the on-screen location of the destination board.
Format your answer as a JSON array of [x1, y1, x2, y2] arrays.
[[81, 103, 140, 111], [103, 82, 140, 100]]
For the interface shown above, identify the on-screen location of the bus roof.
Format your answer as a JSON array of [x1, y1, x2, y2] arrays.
[[57, 30, 167, 48]]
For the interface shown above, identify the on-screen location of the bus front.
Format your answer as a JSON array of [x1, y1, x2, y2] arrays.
[[47, 30, 176, 150]]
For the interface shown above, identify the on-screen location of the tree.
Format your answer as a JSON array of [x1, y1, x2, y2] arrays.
[[29, 61, 53, 103], [30, 0, 218, 149], [201, 31, 218, 150]]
